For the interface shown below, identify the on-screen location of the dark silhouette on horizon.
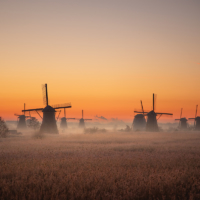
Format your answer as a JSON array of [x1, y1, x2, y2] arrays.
[[22, 84, 71, 134], [175, 108, 188, 129], [189, 105, 200, 130], [60, 108, 75, 129], [135, 94, 173, 131], [133, 100, 146, 130], [79, 110, 92, 128], [14, 103, 30, 129]]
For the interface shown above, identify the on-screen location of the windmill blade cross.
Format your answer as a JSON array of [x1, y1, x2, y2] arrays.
[[24, 103, 26, 115], [52, 103, 71, 110], [140, 100, 144, 114], [134, 111, 149, 114], [42, 84, 48, 106], [155, 112, 173, 115], [180, 108, 183, 119], [22, 108, 44, 112], [153, 93, 155, 111], [56, 110, 61, 121], [195, 105, 198, 118]]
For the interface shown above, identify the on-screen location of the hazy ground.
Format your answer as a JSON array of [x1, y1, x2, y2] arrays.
[[1, 130, 200, 200]]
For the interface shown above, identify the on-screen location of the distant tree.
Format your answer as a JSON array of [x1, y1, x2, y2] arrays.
[[27, 117, 40, 130], [0, 117, 9, 137]]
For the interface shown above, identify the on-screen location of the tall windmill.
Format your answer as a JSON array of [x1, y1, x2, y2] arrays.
[[189, 105, 200, 130], [22, 84, 71, 134], [175, 108, 188, 129], [15, 103, 29, 129], [79, 110, 92, 128], [134, 94, 173, 131], [132, 100, 146, 130], [60, 108, 75, 129]]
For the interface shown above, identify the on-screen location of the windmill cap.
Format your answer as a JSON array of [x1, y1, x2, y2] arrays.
[[195, 116, 200, 120], [18, 115, 26, 119], [147, 111, 156, 116], [42, 105, 56, 112], [180, 117, 187, 122], [135, 114, 145, 118]]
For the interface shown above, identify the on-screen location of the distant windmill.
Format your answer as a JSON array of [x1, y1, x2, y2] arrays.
[[134, 94, 173, 131], [132, 100, 146, 130], [22, 84, 71, 134], [189, 105, 200, 130], [15, 103, 30, 129], [60, 108, 75, 129], [175, 108, 188, 129], [79, 110, 92, 128]]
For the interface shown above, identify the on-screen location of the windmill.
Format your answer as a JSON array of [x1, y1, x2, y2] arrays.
[[132, 100, 146, 130], [60, 108, 75, 129], [134, 94, 173, 131], [175, 108, 188, 129], [22, 84, 71, 134], [79, 110, 92, 128], [14, 103, 30, 129], [189, 105, 200, 130]]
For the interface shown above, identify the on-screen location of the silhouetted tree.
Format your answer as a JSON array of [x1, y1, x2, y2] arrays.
[[0, 117, 8, 137], [27, 118, 40, 130]]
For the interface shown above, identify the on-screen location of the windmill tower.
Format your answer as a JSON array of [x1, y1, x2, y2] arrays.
[[175, 108, 188, 129], [79, 110, 92, 128], [22, 84, 72, 134], [15, 103, 29, 129], [189, 105, 200, 130], [60, 108, 75, 129], [132, 100, 146, 130], [134, 94, 173, 131]]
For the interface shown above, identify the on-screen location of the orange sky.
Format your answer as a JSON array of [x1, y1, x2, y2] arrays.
[[0, 1, 200, 122]]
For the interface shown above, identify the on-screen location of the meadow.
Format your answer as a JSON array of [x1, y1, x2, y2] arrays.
[[0, 130, 200, 200]]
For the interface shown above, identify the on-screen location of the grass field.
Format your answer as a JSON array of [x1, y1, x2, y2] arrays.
[[1, 131, 200, 199]]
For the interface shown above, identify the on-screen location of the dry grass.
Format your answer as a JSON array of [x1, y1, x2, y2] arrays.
[[0, 131, 200, 199]]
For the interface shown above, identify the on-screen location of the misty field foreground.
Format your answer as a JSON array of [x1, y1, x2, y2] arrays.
[[1, 132, 200, 200]]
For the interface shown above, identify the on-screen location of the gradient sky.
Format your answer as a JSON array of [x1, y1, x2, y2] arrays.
[[0, 0, 200, 121]]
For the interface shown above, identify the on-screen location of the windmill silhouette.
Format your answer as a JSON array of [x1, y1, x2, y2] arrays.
[[134, 94, 173, 131], [15, 103, 30, 129], [79, 110, 92, 128], [22, 84, 71, 134], [60, 108, 75, 129], [132, 100, 146, 130], [175, 108, 188, 129], [189, 105, 200, 130]]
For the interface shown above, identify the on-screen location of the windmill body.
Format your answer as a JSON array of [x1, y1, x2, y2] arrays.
[[175, 108, 188, 130], [133, 114, 146, 130], [40, 105, 58, 134], [79, 118, 85, 127], [79, 110, 92, 128], [22, 84, 71, 134], [15, 103, 28, 129], [60, 117, 76, 129], [60, 117, 67, 128], [133, 101, 146, 130], [189, 106, 200, 130], [17, 115, 26, 129], [60, 108, 75, 129], [195, 117, 200, 130], [146, 111, 159, 132], [179, 118, 188, 129]]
